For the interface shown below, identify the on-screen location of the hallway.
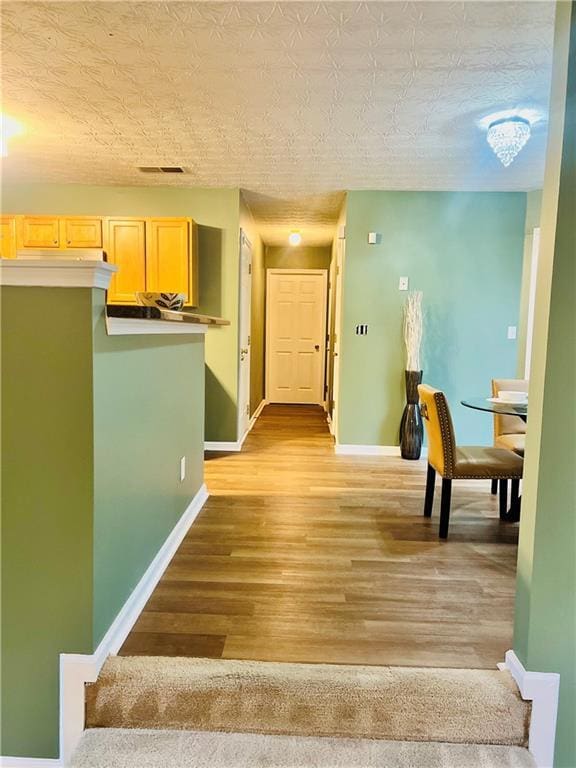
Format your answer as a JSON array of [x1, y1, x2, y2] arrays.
[[120, 405, 518, 668]]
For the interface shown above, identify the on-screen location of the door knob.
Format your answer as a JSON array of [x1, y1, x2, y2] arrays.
[[314, 344, 320, 351]]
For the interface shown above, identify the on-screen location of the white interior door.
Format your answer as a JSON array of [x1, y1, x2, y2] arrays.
[[238, 231, 252, 439], [266, 269, 328, 404]]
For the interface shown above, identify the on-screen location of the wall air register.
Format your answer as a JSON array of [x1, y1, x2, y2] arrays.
[[139, 166, 186, 174]]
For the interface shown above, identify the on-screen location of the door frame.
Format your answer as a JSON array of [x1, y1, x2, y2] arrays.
[[237, 229, 252, 443], [265, 268, 328, 405], [330, 234, 346, 440]]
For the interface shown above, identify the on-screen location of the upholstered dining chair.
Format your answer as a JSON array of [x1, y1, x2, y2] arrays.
[[418, 384, 524, 539], [489, 378, 528, 514]]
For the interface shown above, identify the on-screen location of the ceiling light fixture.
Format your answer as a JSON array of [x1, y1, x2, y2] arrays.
[[288, 231, 302, 246], [1, 114, 23, 157], [486, 116, 532, 167]]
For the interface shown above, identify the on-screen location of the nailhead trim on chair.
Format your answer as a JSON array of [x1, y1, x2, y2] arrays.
[[434, 391, 456, 479], [433, 391, 522, 480]]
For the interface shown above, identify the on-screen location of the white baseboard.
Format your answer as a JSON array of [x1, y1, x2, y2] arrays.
[[205, 400, 267, 453], [0, 759, 62, 767], [58, 483, 208, 766], [335, 444, 428, 458], [204, 440, 242, 452], [249, 399, 267, 429], [326, 412, 335, 436], [499, 649, 560, 768], [335, 444, 400, 456]]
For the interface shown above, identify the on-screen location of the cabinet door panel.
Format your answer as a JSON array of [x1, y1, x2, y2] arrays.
[[107, 219, 146, 303], [0, 216, 17, 258], [21, 217, 60, 248], [63, 218, 102, 248], [146, 219, 190, 299]]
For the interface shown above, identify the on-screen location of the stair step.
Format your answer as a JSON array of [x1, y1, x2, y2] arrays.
[[86, 657, 530, 747], [72, 728, 536, 768]]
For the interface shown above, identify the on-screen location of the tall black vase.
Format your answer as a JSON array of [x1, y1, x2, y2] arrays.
[[399, 370, 423, 460]]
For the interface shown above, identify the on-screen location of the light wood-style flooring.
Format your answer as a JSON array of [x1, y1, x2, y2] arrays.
[[121, 405, 518, 668]]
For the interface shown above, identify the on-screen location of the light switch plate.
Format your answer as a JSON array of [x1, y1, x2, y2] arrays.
[[368, 232, 378, 245], [507, 326, 517, 340], [399, 276, 409, 291]]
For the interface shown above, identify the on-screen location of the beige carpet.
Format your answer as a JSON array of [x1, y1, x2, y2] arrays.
[[86, 657, 530, 747], [72, 728, 536, 767]]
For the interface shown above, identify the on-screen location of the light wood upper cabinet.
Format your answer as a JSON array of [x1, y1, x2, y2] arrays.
[[8, 213, 198, 306], [20, 216, 60, 248], [106, 219, 147, 304], [0, 216, 17, 259], [62, 217, 102, 248], [146, 218, 191, 299]]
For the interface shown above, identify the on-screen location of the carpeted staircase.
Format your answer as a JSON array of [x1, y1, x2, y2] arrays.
[[72, 656, 535, 767]]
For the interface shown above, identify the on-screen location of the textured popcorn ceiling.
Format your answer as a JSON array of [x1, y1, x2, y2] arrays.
[[1, 1, 555, 245]]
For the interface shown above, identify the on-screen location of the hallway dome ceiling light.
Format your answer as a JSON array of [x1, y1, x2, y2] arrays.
[[486, 116, 531, 167], [288, 231, 302, 246]]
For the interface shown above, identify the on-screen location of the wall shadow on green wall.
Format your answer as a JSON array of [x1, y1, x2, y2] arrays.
[[205, 365, 237, 443], [198, 225, 223, 317]]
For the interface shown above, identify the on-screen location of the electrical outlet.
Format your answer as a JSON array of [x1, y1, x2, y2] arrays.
[[180, 456, 186, 482], [507, 326, 517, 340], [399, 277, 409, 291]]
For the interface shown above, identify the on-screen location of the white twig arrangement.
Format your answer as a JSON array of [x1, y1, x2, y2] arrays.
[[403, 291, 423, 371]]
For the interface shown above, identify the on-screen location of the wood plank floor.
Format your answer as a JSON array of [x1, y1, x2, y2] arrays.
[[120, 404, 518, 668]]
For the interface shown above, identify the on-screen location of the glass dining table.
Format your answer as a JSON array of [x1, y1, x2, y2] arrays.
[[461, 397, 528, 422], [461, 397, 527, 522]]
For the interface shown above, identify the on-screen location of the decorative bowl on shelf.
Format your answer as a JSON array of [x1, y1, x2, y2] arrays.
[[135, 292, 186, 311]]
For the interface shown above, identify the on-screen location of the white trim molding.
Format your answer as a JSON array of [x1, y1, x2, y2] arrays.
[[500, 649, 560, 768], [205, 401, 266, 453], [0, 259, 117, 289], [249, 399, 267, 431], [0, 758, 62, 767], [205, 440, 243, 452], [106, 317, 208, 336], [58, 483, 208, 765], [335, 444, 428, 458], [335, 444, 401, 456]]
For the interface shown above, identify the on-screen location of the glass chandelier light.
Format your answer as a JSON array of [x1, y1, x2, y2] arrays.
[[486, 116, 531, 167]]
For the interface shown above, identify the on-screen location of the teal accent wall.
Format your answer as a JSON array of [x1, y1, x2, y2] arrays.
[[514, 4, 576, 766], [0, 183, 240, 442], [338, 191, 526, 446], [1, 285, 206, 758], [92, 291, 205, 644]]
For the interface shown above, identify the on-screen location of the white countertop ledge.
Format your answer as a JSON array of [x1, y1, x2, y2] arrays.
[[106, 316, 208, 336], [0, 258, 117, 289]]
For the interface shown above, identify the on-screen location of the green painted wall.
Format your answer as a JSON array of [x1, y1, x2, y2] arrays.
[[1, 285, 207, 758], [0, 182, 240, 442], [338, 191, 526, 446], [92, 290, 205, 644], [265, 245, 332, 270], [1, 287, 95, 759], [514, 4, 576, 766]]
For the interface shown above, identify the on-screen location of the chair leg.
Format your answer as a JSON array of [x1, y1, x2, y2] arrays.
[[491, 478, 498, 495], [510, 479, 521, 522], [424, 463, 436, 517], [499, 479, 509, 520], [439, 479, 452, 539]]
